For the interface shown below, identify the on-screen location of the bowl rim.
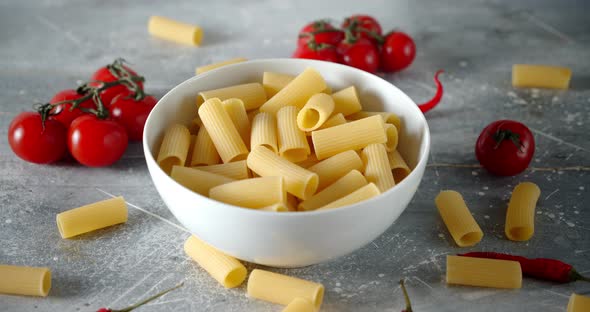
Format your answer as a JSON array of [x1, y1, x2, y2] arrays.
[[143, 58, 431, 217]]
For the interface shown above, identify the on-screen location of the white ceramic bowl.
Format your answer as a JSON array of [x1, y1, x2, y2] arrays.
[[143, 58, 430, 268]]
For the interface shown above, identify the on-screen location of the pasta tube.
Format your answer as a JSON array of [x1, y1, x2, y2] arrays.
[[282, 298, 315, 312], [259, 68, 327, 115], [512, 64, 572, 89], [196, 160, 250, 180], [196, 83, 267, 110], [348, 111, 401, 133], [568, 293, 590, 312], [318, 113, 346, 130], [247, 146, 318, 200], [56, 197, 127, 239], [278, 106, 310, 162], [299, 170, 368, 211], [250, 112, 278, 153], [222, 98, 251, 147], [148, 16, 203, 46], [308, 150, 364, 191], [195, 58, 247, 75], [446, 255, 522, 289], [198, 98, 248, 163], [318, 183, 380, 210], [297, 93, 335, 131], [505, 182, 541, 241], [388, 150, 411, 183], [260, 202, 289, 212], [362, 144, 395, 192], [312, 115, 386, 160], [247, 269, 324, 309], [185, 134, 197, 166], [157, 123, 191, 175], [209, 176, 285, 208], [0, 265, 51, 297], [331, 86, 362, 116], [262, 72, 296, 98], [435, 191, 483, 247], [190, 126, 221, 166], [184, 235, 246, 288], [384, 124, 398, 152], [171, 166, 233, 196]]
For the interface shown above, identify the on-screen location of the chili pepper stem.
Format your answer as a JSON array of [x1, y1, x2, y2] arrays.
[[570, 270, 590, 283], [399, 279, 413, 312], [106, 282, 184, 312]]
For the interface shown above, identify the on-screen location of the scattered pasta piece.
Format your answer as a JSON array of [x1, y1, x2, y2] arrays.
[[195, 58, 247, 75], [446, 255, 522, 289], [0, 265, 51, 297], [505, 182, 540, 241], [56, 197, 127, 239], [568, 293, 590, 312], [512, 64, 571, 89], [148, 16, 202, 46], [247, 269, 324, 309], [435, 191, 483, 247], [282, 298, 315, 312], [184, 236, 246, 288]]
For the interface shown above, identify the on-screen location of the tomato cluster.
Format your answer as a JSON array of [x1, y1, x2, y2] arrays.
[[7, 59, 157, 167], [292, 15, 416, 74]]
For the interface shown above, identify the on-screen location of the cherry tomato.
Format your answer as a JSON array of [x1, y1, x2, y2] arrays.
[[298, 20, 344, 47], [49, 89, 94, 127], [8, 112, 67, 164], [90, 66, 143, 107], [342, 15, 382, 43], [68, 115, 128, 167], [380, 32, 416, 72], [292, 44, 340, 63], [109, 91, 158, 141], [475, 120, 535, 176], [337, 38, 379, 73]]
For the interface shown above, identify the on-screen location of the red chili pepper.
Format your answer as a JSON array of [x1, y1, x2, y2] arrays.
[[417, 70, 444, 114], [97, 282, 183, 312], [459, 252, 590, 283]]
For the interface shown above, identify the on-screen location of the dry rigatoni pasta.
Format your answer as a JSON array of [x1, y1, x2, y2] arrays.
[[157, 123, 191, 174], [185, 134, 197, 166], [148, 16, 203, 46], [190, 126, 221, 166], [195, 58, 247, 75], [259, 68, 327, 115], [384, 124, 398, 152], [247, 146, 318, 200], [250, 112, 278, 153], [512, 64, 572, 89], [171, 166, 233, 196], [312, 115, 386, 160], [296, 154, 320, 169], [299, 170, 368, 211], [362, 144, 395, 192], [348, 111, 401, 133], [0, 265, 51, 297], [197, 83, 267, 110], [277, 106, 310, 162], [261, 202, 289, 212], [282, 298, 315, 312], [388, 150, 411, 183], [222, 98, 251, 147], [568, 293, 590, 312], [247, 269, 324, 310], [308, 150, 364, 191], [318, 183, 380, 210], [317, 113, 346, 130], [297, 93, 335, 131], [184, 235, 247, 288], [196, 160, 250, 180], [198, 98, 248, 163], [505, 182, 541, 241], [262, 72, 296, 98], [209, 176, 285, 209], [56, 197, 127, 239], [331, 86, 362, 116], [446, 255, 522, 289], [435, 191, 483, 247]]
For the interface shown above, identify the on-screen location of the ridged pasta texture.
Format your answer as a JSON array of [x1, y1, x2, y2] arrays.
[[247, 269, 324, 309], [362, 144, 395, 193], [250, 112, 278, 153], [299, 170, 368, 211], [191, 126, 221, 166], [446, 255, 522, 289], [435, 190, 483, 247], [318, 183, 380, 210], [505, 182, 540, 241], [278, 106, 310, 162], [209, 176, 285, 208], [0, 265, 51, 297], [196, 58, 247, 75], [148, 16, 203, 46], [259, 68, 327, 114], [157, 123, 191, 175], [308, 150, 364, 191]]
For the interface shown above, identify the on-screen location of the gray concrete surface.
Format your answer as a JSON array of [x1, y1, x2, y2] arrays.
[[1, 0, 589, 311]]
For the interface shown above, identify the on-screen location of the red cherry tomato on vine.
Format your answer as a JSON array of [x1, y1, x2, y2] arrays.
[[109, 91, 158, 141], [90, 66, 144, 107], [49, 89, 94, 127], [337, 38, 380, 73], [68, 115, 128, 167], [342, 15, 382, 44], [292, 45, 340, 63], [380, 32, 416, 72], [8, 112, 67, 164], [298, 21, 344, 47], [475, 120, 535, 176]]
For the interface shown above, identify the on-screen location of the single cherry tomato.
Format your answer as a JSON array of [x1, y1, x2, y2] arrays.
[[292, 44, 340, 63], [49, 89, 94, 127], [475, 120, 535, 176], [337, 38, 380, 73], [298, 20, 344, 47], [90, 65, 144, 107], [380, 32, 416, 72], [342, 15, 382, 43], [109, 91, 158, 141], [68, 115, 128, 167], [8, 112, 67, 164]]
